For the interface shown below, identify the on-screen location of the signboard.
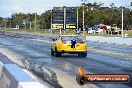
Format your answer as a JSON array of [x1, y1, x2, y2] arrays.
[[66, 25, 76, 29], [51, 7, 77, 29], [52, 7, 64, 29], [52, 24, 63, 29], [66, 7, 77, 29]]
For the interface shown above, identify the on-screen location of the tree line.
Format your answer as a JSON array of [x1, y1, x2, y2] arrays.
[[0, 2, 132, 29]]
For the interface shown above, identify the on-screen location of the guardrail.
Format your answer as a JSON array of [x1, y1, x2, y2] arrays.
[[86, 36, 132, 46], [0, 61, 45, 88]]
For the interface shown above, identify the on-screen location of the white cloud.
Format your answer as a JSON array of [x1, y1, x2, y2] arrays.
[[0, 0, 131, 17], [13, 6, 24, 13]]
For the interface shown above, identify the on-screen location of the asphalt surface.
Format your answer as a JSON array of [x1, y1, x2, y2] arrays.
[[0, 32, 132, 88]]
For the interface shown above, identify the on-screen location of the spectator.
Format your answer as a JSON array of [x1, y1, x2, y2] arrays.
[[85, 25, 89, 33], [126, 25, 131, 31], [75, 29, 79, 34]]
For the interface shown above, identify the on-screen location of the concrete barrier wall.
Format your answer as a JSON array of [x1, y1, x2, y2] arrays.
[[86, 36, 132, 46], [0, 61, 45, 88], [0, 61, 4, 78]]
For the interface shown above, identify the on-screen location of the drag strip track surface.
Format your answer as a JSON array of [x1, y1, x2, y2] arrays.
[[0, 34, 132, 88]]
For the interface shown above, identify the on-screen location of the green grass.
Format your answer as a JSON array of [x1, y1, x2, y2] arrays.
[[2, 28, 20, 31], [3, 28, 50, 34], [123, 30, 132, 38], [2, 28, 132, 38]]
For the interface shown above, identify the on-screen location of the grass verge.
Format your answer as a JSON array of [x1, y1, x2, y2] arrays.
[[1, 28, 132, 38]]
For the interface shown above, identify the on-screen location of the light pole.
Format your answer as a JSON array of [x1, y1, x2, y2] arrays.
[[51, 9, 53, 35], [64, 6, 66, 34], [34, 13, 39, 40], [121, 6, 124, 38], [9, 18, 11, 28], [35, 13, 37, 32], [121, 2, 132, 38], [83, 5, 85, 35], [77, 6, 79, 30], [81, 0, 86, 35], [130, 2, 132, 12]]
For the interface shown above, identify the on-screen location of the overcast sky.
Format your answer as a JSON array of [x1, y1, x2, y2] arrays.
[[0, 0, 131, 18]]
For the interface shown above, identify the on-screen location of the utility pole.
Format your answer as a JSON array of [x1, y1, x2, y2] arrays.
[[83, 5, 85, 35], [3, 18, 7, 28], [64, 6, 66, 34], [81, 0, 86, 35], [51, 9, 53, 35], [35, 13, 37, 32], [34, 13, 39, 40], [130, 2, 132, 11], [121, 6, 124, 38], [5, 21, 7, 29], [77, 6, 79, 30], [10, 19, 11, 28]]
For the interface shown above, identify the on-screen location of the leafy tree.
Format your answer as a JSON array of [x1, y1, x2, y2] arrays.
[[4, 2, 131, 29], [28, 13, 35, 29], [0, 17, 4, 27], [11, 13, 28, 28], [39, 10, 51, 29]]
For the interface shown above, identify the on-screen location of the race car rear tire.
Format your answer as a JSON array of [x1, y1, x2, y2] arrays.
[[82, 52, 87, 58], [51, 48, 54, 56], [55, 48, 61, 57], [78, 52, 87, 58]]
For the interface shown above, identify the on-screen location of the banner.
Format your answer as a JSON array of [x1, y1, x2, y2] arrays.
[[76, 66, 130, 85], [66, 25, 76, 29], [52, 24, 63, 29]]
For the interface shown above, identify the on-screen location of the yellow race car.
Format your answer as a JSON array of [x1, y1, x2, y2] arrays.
[[51, 35, 87, 57]]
